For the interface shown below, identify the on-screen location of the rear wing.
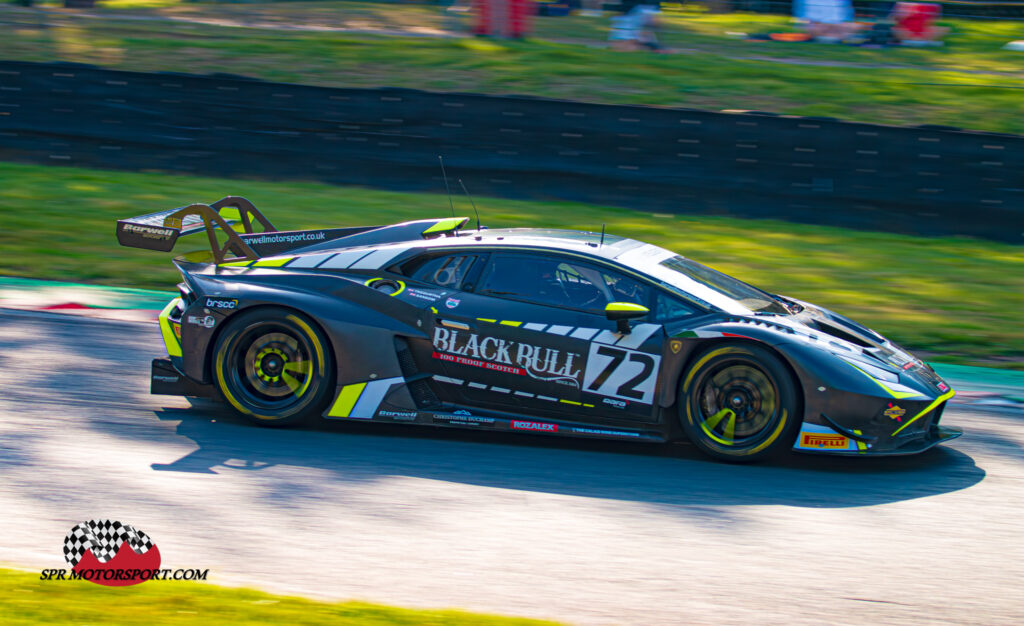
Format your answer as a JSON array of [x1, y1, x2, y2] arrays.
[[117, 196, 472, 264], [116, 197, 275, 264]]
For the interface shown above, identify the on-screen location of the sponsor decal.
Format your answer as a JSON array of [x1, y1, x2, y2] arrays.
[[937, 382, 949, 392], [511, 420, 558, 432], [445, 297, 460, 309], [171, 322, 182, 340], [405, 288, 442, 302], [39, 519, 209, 587], [571, 427, 641, 438], [186, 315, 216, 329], [800, 433, 849, 449], [453, 409, 472, 416], [378, 410, 418, 421], [432, 413, 496, 426], [602, 397, 628, 409], [152, 375, 179, 383], [669, 339, 683, 354], [884, 403, 906, 422], [432, 327, 581, 385], [123, 224, 174, 239], [204, 298, 238, 309], [245, 231, 327, 245]]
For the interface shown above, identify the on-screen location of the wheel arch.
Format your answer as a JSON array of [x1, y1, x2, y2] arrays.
[[202, 302, 337, 388], [666, 337, 805, 420]]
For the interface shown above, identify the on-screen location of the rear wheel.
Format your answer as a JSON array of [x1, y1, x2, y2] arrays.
[[212, 308, 333, 426], [679, 343, 799, 462]]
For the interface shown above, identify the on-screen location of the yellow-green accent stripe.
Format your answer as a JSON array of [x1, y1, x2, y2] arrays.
[[847, 363, 923, 400], [219, 207, 241, 222], [477, 318, 497, 323], [328, 383, 366, 418], [854, 429, 868, 453], [422, 217, 469, 235], [252, 256, 294, 268], [219, 260, 252, 267], [892, 389, 956, 436], [559, 399, 582, 406], [158, 297, 182, 357], [500, 320, 522, 327]]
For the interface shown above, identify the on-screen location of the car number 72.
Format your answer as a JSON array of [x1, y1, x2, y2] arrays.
[[582, 344, 661, 405]]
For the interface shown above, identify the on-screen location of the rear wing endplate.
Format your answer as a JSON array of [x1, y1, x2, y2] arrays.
[[116, 197, 276, 264]]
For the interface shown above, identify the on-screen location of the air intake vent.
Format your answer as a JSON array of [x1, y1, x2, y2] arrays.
[[177, 282, 196, 307], [806, 319, 873, 348], [394, 337, 440, 408]]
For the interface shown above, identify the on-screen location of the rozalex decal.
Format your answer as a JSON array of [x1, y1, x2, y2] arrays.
[[39, 519, 209, 586], [511, 420, 558, 432], [445, 297, 460, 309], [937, 382, 949, 392], [432, 327, 580, 384]]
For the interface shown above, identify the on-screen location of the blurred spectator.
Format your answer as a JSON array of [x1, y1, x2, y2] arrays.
[[793, 0, 867, 43], [891, 2, 949, 46], [609, 3, 663, 51]]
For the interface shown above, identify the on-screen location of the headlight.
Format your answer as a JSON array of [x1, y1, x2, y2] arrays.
[[838, 355, 899, 383]]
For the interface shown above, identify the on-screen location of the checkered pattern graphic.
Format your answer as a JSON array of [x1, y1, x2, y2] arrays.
[[63, 519, 155, 567]]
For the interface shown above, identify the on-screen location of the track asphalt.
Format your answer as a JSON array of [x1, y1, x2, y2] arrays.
[[0, 309, 1021, 624]]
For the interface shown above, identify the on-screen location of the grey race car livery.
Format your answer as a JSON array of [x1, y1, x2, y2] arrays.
[[117, 197, 960, 461]]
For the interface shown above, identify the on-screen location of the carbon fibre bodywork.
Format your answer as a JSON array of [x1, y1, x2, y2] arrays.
[[143, 214, 960, 457]]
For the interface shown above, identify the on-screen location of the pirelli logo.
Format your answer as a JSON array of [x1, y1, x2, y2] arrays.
[[801, 433, 849, 449]]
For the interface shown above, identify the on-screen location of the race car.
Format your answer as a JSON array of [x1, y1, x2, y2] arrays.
[[117, 197, 960, 461]]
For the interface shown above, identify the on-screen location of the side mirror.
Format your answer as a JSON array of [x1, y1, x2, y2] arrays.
[[605, 302, 649, 334]]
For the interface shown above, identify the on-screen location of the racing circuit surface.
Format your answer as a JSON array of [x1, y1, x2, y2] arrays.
[[1, 309, 1022, 624]]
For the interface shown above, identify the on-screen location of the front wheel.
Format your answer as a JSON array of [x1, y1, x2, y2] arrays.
[[678, 343, 800, 462], [212, 308, 334, 426]]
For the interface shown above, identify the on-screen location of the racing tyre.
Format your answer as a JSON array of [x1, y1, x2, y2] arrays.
[[212, 308, 334, 426], [679, 343, 800, 462]]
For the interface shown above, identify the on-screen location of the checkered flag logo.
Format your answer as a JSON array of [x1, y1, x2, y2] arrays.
[[63, 519, 155, 567]]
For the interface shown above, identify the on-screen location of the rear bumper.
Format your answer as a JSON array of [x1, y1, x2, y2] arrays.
[[151, 358, 214, 397]]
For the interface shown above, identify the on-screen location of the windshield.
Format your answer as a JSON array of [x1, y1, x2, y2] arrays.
[[658, 256, 789, 315], [616, 245, 789, 316]]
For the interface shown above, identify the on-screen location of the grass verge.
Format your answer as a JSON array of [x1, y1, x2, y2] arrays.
[[1, 3, 1023, 133], [0, 567, 557, 625], [0, 161, 1021, 367]]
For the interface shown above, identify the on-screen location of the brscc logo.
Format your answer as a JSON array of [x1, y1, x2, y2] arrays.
[[63, 519, 161, 586]]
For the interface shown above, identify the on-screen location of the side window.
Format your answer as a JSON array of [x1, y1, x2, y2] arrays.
[[410, 255, 476, 289], [654, 292, 699, 321], [479, 254, 650, 314], [602, 271, 649, 308], [479, 254, 576, 308]]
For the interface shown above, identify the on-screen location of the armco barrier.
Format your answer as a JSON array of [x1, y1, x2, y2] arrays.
[[0, 61, 1020, 242]]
